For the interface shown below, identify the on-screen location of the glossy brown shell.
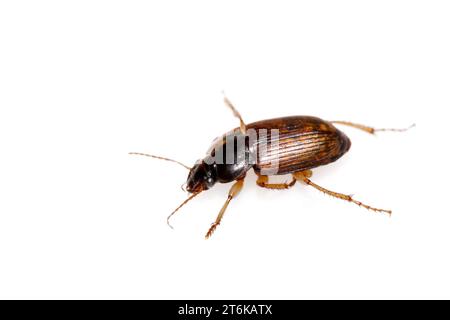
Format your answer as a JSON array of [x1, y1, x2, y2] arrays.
[[247, 116, 351, 175]]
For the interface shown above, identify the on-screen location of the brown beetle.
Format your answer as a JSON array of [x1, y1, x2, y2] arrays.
[[131, 97, 413, 239]]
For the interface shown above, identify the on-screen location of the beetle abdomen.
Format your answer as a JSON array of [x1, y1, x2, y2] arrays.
[[249, 116, 351, 175]]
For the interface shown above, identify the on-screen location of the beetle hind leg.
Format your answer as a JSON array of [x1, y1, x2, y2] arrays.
[[330, 121, 415, 135], [293, 170, 392, 216], [256, 173, 297, 190]]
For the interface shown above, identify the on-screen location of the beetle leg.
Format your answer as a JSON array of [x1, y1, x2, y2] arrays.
[[256, 174, 296, 190], [293, 171, 392, 216], [223, 94, 247, 134], [205, 178, 245, 239], [330, 121, 415, 135]]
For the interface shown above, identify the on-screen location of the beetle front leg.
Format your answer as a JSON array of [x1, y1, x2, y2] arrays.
[[293, 170, 392, 216], [256, 173, 296, 190], [205, 178, 245, 239]]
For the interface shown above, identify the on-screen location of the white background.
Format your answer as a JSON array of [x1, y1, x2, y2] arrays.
[[0, 1, 449, 300]]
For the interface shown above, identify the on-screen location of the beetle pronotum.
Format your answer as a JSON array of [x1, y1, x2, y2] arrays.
[[131, 96, 414, 239]]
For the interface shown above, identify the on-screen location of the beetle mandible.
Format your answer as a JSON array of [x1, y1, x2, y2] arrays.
[[131, 96, 413, 239]]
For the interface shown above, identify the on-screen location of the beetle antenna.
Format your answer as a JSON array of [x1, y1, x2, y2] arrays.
[[167, 191, 201, 229], [128, 152, 191, 170]]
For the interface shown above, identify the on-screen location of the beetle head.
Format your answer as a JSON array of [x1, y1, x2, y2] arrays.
[[186, 160, 217, 193]]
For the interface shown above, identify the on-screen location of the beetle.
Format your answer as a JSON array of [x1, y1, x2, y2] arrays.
[[131, 96, 413, 239]]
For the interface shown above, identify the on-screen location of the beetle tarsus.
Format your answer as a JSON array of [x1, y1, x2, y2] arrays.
[[330, 121, 415, 135], [293, 171, 392, 216], [205, 223, 219, 239]]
